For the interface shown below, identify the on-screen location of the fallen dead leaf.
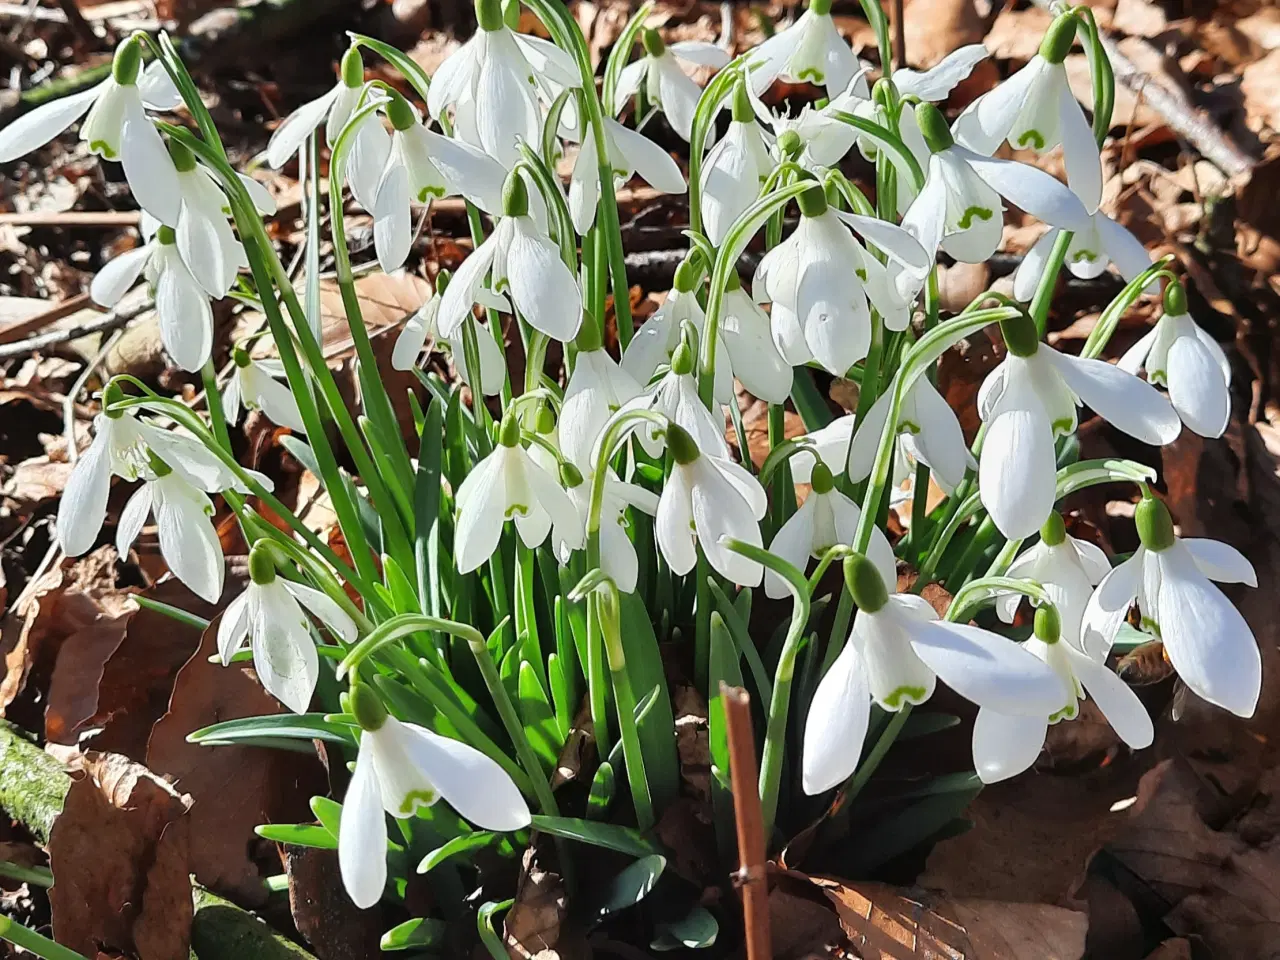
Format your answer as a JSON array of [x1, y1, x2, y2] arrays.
[[286, 845, 383, 960], [899, 0, 985, 68], [504, 849, 565, 960], [1241, 49, 1280, 134]]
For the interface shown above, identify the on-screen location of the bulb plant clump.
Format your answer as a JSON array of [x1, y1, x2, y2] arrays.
[[3, 0, 1260, 952]]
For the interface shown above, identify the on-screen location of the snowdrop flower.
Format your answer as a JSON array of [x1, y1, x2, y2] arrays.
[[747, 0, 858, 98], [0, 40, 183, 224], [753, 182, 929, 374], [560, 321, 643, 470], [223, 348, 305, 434], [218, 546, 356, 712], [700, 78, 773, 245], [558, 468, 658, 595], [953, 15, 1101, 212], [339, 684, 530, 909], [266, 47, 367, 167], [91, 221, 215, 372], [977, 312, 1180, 539], [370, 92, 509, 273], [765, 460, 896, 599], [391, 272, 507, 396], [439, 173, 583, 342], [114, 456, 225, 603], [623, 342, 730, 460], [569, 116, 687, 234], [1012, 212, 1153, 304], [1082, 496, 1260, 718], [903, 103, 1093, 265], [616, 28, 729, 141], [426, 0, 580, 168], [656, 423, 767, 585], [1118, 282, 1231, 439], [802, 553, 1069, 794], [166, 140, 249, 300], [973, 603, 1153, 784], [455, 413, 584, 573], [57, 401, 272, 558], [993, 512, 1110, 650]]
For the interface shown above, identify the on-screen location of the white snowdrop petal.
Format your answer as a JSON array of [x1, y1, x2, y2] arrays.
[[895, 44, 989, 102], [972, 708, 1047, 784], [601, 518, 640, 594], [952, 58, 1045, 156], [568, 132, 601, 235], [154, 480, 224, 603], [91, 245, 151, 307], [656, 469, 698, 576], [1046, 350, 1182, 445], [979, 409, 1057, 540], [1070, 537, 1113, 586], [216, 591, 251, 665], [155, 261, 214, 372], [246, 366, 306, 434], [802, 640, 871, 794], [138, 61, 183, 111], [0, 82, 101, 163], [373, 164, 413, 275], [1118, 326, 1158, 376], [1166, 336, 1229, 439], [1067, 647, 1154, 749], [266, 88, 338, 168], [454, 452, 508, 574], [654, 58, 702, 142], [475, 36, 540, 168], [900, 160, 948, 259], [1080, 551, 1143, 660], [692, 474, 764, 587], [505, 220, 582, 341], [57, 432, 113, 557], [957, 146, 1092, 235], [614, 60, 647, 111], [115, 483, 153, 558], [910, 378, 972, 491], [1056, 76, 1103, 214], [765, 499, 816, 599], [1180, 538, 1257, 587], [347, 119, 392, 212], [396, 722, 531, 830], [338, 740, 388, 910], [669, 40, 731, 68], [607, 119, 687, 194], [1094, 214, 1155, 290], [1012, 229, 1059, 304], [436, 233, 500, 337], [120, 107, 183, 227], [252, 584, 319, 714]]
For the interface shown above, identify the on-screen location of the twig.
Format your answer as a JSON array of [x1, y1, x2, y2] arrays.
[[722, 683, 771, 960], [0, 297, 150, 359], [0, 210, 141, 228], [893, 0, 905, 69], [0, 292, 92, 345]]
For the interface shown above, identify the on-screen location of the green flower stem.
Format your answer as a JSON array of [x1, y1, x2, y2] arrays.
[[947, 575, 1054, 625], [586, 593, 611, 757], [0, 861, 52, 888], [585, 409, 667, 565], [689, 66, 743, 237], [857, 0, 893, 76], [597, 582, 654, 830], [694, 552, 713, 689], [767, 404, 792, 543], [1081, 261, 1176, 360], [984, 537, 1025, 578], [0, 917, 89, 960], [840, 703, 911, 806], [1029, 230, 1073, 336], [201, 360, 232, 451]]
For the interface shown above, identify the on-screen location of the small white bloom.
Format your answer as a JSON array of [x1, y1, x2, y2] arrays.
[[266, 47, 367, 167], [115, 468, 225, 603], [1082, 497, 1260, 718], [560, 334, 643, 470], [217, 557, 356, 713], [339, 688, 530, 909], [171, 153, 251, 299], [699, 86, 773, 245], [620, 345, 731, 461], [455, 416, 584, 573], [973, 604, 1153, 784], [616, 29, 729, 141], [655, 424, 767, 585], [1118, 286, 1231, 439], [224, 352, 305, 434], [569, 116, 687, 234], [391, 281, 507, 397], [803, 554, 1069, 794], [765, 459, 896, 599], [977, 316, 1181, 539], [746, 0, 858, 99], [1012, 212, 1153, 303], [558, 470, 658, 595]]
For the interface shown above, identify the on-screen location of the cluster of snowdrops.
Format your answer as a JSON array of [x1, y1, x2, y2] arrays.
[[0, 0, 1261, 924]]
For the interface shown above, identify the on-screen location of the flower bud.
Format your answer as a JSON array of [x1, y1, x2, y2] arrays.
[[872, 78, 896, 111], [915, 102, 954, 153], [1135, 496, 1175, 552], [797, 182, 829, 218], [667, 422, 701, 465], [167, 139, 197, 173], [1033, 604, 1061, 644], [1040, 511, 1066, 547], [1039, 13, 1078, 65], [642, 27, 666, 59], [340, 46, 365, 88], [248, 543, 277, 585], [502, 171, 529, 218], [731, 76, 753, 123], [776, 129, 803, 160], [673, 256, 701, 293], [349, 682, 388, 731], [475, 0, 504, 32], [999, 312, 1040, 358], [385, 91, 416, 132], [1163, 279, 1187, 317], [498, 411, 522, 448], [534, 403, 556, 435], [232, 346, 252, 368], [810, 460, 835, 494], [112, 38, 143, 86], [843, 552, 888, 613], [670, 341, 695, 376]]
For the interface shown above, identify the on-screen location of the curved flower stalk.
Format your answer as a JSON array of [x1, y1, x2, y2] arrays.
[[265, 47, 369, 167], [615, 28, 729, 141], [803, 554, 1069, 794], [560, 321, 644, 470], [568, 114, 687, 234], [620, 341, 730, 460], [0, 40, 183, 224], [973, 604, 1153, 784], [977, 312, 1181, 539], [747, 0, 859, 98], [765, 461, 896, 600], [91, 219, 216, 373], [391, 272, 507, 396], [426, 0, 580, 168], [223, 348, 306, 434], [218, 545, 356, 712], [700, 76, 774, 245], [1117, 282, 1231, 438], [438, 173, 582, 342], [903, 103, 1092, 265], [656, 423, 767, 585], [455, 413, 584, 574], [1083, 496, 1260, 717], [339, 684, 531, 910]]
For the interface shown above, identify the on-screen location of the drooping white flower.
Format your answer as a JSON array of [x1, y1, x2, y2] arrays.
[[700, 78, 774, 245], [620, 342, 731, 461], [977, 313, 1181, 539], [973, 603, 1153, 784], [114, 464, 225, 603], [746, 0, 858, 98], [902, 102, 1093, 265], [217, 548, 356, 713], [454, 414, 584, 574], [765, 459, 896, 599], [655, 423, 767, 585], [1012, 212, 1153, 303], [1118, 283, 1231, 439], [802, 553, 1069, 794], [166, 142, 252, 300], [1082, 496, 1260, 718], [558, 469, 658, 595], [560, 325, 644, 470], [953, 15, 1101, 212], [91, 219, 215, 373], [391, 276, 507, 397], [0, 42, 183, 224], [266, 47, 368, 167], [369, 93, 509, 273], [438, 174, 582, 342], [753, 182, 930, 374], [339, 685, 530, 909], [426, 0, 580, 169], [569, 116, 687, 234], [615, 28, 729, 141], [223, 350, 305, 434]]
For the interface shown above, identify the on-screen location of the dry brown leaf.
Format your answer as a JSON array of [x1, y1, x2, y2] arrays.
[[316, 271, 431, 360], [1239, 7, 1280, 51], [898, 0, 985, 68], [984, 7, 1053, 62], [504, 850, 565, 959], [1241, 50, 1280, 134], [47, 751, 193, 960], [285, 845, 383, 960], [147, 615, 327, 905]]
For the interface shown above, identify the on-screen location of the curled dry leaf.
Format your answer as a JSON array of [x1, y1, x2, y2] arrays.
[[504, 849, 566, 960]]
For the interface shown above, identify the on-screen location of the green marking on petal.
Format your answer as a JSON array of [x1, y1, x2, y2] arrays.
[[399, 788, 438, 814], [882, 686, 928, 710], [1070, 249, 1099, 263], [797, 67, 826, 84], [856, 269, 867, 281], [1051, 416, 1075, 435], [956, 206, 993, 230], [1017, 129, 1046, 150], [417, 186, 446, 203], [90, 141, 117, 159], [1048, 701, 1079, 723], [1139, 616, 1162, 639], [505, 503, 529, 519]]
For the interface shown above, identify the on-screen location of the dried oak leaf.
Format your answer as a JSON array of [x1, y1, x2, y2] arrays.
[[147, 616, 328, 905], [504, 848, 566, 960], [47, 751, 193, 960], [285, 845, 382, 960]]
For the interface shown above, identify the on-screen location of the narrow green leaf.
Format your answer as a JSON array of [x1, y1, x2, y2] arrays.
[[618, 593, 679, 814], [897, 712, 961, 741], [791, 367, 833, 429], [382, 555, 420, 616], [708, 581, 772, 704], [415, 395, 444, 622], [530, 816, 661, 857], [416, 831, 497, 873], [652, 905, 718, 951], [131, 595, 210, 631], [187, 714, 356, 747], [310, 796, 343, 837], [380, 917, 448, 951], [848, 785, 983, 874], [587, 762, 616, 820], [255, 823, 337, 849], [516, 661, 562, 773], [477, 900, 512, 960], [590, 855, 666, 920]]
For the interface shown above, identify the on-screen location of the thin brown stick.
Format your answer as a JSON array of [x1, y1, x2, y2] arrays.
[[0, 210, 141, 227], [892, 0, 906, 69], [0, 297, 150, 358], [721, 683, 771, 960]]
